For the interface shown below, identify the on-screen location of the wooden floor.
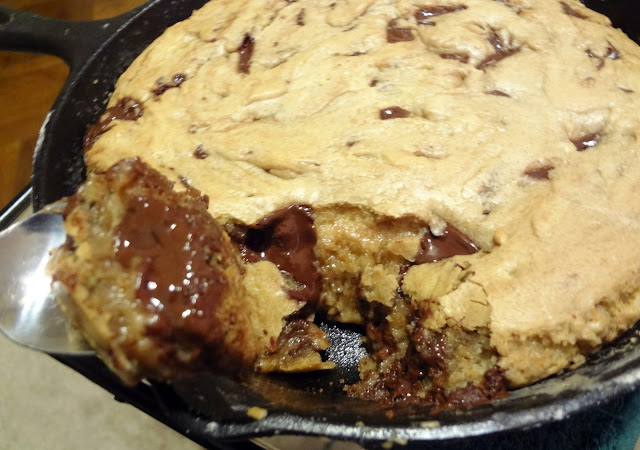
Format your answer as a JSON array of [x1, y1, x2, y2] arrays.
[[0, 0, 144, 208]]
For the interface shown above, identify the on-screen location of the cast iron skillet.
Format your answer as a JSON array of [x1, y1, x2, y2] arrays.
[[1, 1, 639, 447]]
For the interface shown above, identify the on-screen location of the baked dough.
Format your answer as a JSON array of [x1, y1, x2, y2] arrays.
[[80, 0, 640, 401]]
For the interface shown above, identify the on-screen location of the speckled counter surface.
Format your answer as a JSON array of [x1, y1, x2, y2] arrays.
[[0, 333, 204, 450]]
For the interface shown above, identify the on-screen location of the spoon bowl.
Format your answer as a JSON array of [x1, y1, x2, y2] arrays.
[[0, 205, 92, 355]]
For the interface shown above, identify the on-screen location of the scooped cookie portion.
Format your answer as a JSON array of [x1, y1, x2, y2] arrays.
[[48, 158, 258, 384], [49, 158, 330, 385]]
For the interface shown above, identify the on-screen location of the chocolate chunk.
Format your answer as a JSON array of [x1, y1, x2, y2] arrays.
[[477, 49, 520, 70], [237, 34, 255, 74], [114, 185, 228, 346], [84, 97, 143, 150], [560, 1, 586, 19], [414, 224, 479, 265], [386, 19, 415, 43], [414, 4, 467, 26], [152, 73, 186, 96], [620, 87, 634, 94], [488, 31, 505, 52], [296, 8, 305, 26], [178, 175, 191, 188], [193, 145, 209, 159], [524, 164, 554, 180], [233, 205, 321, 306], [476, 31, 520, 70], [439, 52, 469, 64], [379, 106, 411, 120], [587, 43, 621, 70], [370, 79, 379, 87], [606, 43, 621, 60], [571, 132, 600, 151], [486, 90, 510, 97]]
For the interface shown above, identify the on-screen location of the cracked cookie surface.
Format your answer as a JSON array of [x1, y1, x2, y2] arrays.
[[85, 0, 640, 392]]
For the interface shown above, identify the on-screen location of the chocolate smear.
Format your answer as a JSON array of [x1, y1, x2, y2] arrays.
[[414, 224, 479, 264], [237, 34, 255, 74], [379, 106, 411, 120], [152, 73, 186, 96], [386, 19, 415, 43], [84, 97, 143, 150], [439, 52, 469, 64], [414, 5, 467, 26], [114, 184, 229, 348]]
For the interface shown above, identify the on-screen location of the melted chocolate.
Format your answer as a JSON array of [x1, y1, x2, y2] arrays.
[[379, 106, 411, 120], [571, 132, 600, 151], [413, 331, 448, 373], [267, 319, 324, 357], [386, 20, 415, 43], [235, 205, 321, 305], [439, 52, 469, 64], [414, 4, 467, 25], [84, 97, 143, 150], [238, 34, 255, 74], [114, 193, 229, 343], [193, 145, 209, 159], [296, 8, 305, 26], [560, 1, 586, 19], [414, 224, 479, 264], [441, 367, 508, 410], [152, 73, 186, 96], [524, 164, 554, 180], [349, 318, 451, 406]]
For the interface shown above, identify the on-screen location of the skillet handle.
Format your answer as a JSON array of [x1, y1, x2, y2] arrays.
[[0, 6, 145, 72]]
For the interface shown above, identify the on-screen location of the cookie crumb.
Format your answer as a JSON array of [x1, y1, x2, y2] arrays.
[[247, 406, 268, 420], [420, 420, 440, 428]]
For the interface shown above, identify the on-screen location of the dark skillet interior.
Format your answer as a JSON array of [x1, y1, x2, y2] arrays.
[[28, 0, 640, 446]]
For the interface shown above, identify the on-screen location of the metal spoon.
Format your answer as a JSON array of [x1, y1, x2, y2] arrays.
[[0, 203, 92, 354]]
